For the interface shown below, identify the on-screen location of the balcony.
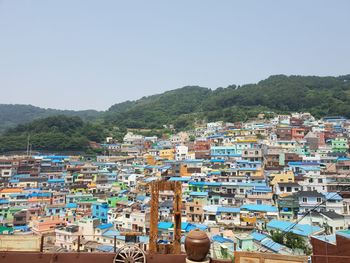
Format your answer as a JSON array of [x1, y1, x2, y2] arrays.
[[240, 215, 257, 224]]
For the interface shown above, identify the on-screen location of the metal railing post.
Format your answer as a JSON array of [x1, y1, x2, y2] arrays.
[[114, 236, 117, 253], [77, 235, 81, 252], [40, 235, 44, 253]]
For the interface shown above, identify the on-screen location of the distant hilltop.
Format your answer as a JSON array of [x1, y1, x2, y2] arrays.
[[1, 74, 350, 133]]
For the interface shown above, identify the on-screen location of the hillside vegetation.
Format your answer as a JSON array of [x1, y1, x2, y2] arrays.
[[1, 74, 350, 153], [106, 74, 350, 128], [0, 116, 107, 153], [0, 104, 100, 133]]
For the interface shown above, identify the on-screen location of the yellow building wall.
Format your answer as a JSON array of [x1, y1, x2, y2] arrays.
[[270, 171, 295, 186], [180, 164, 190, 177], [159, 149, 175, 160], [146, 155, 156, 165]]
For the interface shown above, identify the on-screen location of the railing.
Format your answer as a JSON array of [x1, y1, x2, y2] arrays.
[[0, 234, 147, 253]]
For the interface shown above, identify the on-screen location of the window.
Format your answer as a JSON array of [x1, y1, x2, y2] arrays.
[[286, 187, 292, 192], [303, 197, 307, 203], [209, 215, 216, 221], [317, 197, 322, 203]]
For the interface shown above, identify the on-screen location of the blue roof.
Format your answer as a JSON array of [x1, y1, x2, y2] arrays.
[[97, 223, 113, 230], [208, 171, 221, 175], [312, 234, 336, 244], [47, 179, 65, 183], [324, 192, 342, 201], [96, 245, 114, 252], [102, 230, 125, 240], [240, 204, 277, 213], [261, 238, 282, 253], [65, 203, 78, 209], [210, 159, 225, 163], [0, 199, 9, 204], [336, 230, 350, 239], [337, 157, 350, 161], [13, 225, 30, 232], [192, 224, 208, 231], [9, 179, 19, 183], [288, 161, 320, 166], [158, 222, 173, 230], [29, 192, 51, 198], [251, 186, 272, 193], [212, 235, 234, 243], [251, 232, 267, 242], [217, 207, 240, 213], [139, 236, 149, 243], [267, 220, 321, 237], [136, 195, 146, 201], [181, 223, 208, 232], [184, 159, 204, 163], [189, 192, 208, 197], [181, 222, 191, 232], [252, 231, 284, 252]]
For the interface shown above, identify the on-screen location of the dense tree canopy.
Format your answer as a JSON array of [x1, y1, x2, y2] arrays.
[[106, 74, 350, 129], [1, 74, 350, 152], [0, 116, 106, 153], [0, 104, 100, 133]]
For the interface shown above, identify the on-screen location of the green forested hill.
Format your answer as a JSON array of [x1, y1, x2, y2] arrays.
[[0, 115, 107, 153], [1, 74, 350, 153], [106, 74, 350, 128], [0, 104, 100, 133]]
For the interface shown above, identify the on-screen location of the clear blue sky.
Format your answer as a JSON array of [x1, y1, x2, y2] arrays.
[[0, 0, 349, 111]]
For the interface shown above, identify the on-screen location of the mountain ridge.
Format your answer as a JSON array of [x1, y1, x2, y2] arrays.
[[1, 74, 350, 153], [1, 73, 350, 133]]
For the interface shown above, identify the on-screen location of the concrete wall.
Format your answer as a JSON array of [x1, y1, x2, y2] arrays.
[[234, 251, 307, 263], [0, 235, 41, 251]]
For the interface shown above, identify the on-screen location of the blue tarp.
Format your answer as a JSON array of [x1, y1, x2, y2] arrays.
[[212, 235, 234, 243]]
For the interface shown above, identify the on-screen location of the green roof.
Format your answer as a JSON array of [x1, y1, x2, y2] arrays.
[[0, 226, 13, 234]]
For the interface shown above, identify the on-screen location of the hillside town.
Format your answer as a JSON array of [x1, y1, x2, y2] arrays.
[[1, 113, 350, 259]]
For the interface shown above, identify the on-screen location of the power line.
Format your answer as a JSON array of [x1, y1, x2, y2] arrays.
[[280, 172, 350, 238]]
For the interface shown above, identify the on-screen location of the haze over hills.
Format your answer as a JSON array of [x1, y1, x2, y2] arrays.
[[0, 104, 101, 133], [1, 74, 350, 153]]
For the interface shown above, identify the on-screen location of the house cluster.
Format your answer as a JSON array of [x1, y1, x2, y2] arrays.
[[1, 113, 350, 257]]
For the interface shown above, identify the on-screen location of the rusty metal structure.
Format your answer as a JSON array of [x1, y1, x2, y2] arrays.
[[149, 181, 182, 254]]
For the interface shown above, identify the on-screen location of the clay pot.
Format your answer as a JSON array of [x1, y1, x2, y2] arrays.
[[185, 229, 210, 261]]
